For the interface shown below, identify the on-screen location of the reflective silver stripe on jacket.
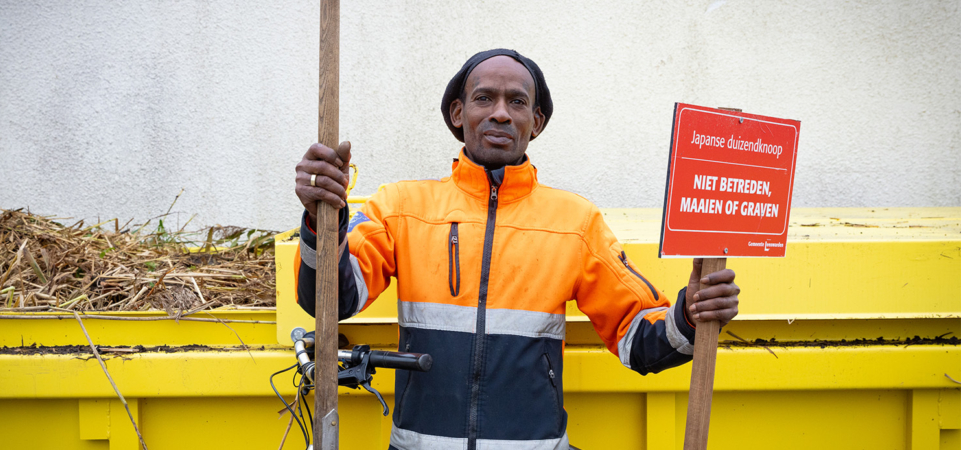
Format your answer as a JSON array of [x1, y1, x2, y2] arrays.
[[390, 426, 570, 450], [389, 426, 465, 450], [299, 236, 348, 268], [487, 308, 566, 340], [665, 302, 695, 355], [300, 239, 347, 270], [299, 238, 316, 269], [398, 302, 566, 340], [616, 306, 668, 369], [347, 253, 368, 317], [477, 434, 569, 450]]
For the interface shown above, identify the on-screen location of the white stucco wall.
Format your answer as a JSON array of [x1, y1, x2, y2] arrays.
[[2, 1, 959, 232]]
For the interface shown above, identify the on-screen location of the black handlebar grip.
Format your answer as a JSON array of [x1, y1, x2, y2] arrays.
[[368, 351, 433, 372]]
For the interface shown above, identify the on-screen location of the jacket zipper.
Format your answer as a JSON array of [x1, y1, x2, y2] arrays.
[[467, 174, 499, 450], [448, 223, 460, 297], [619, 251, 659, 300]]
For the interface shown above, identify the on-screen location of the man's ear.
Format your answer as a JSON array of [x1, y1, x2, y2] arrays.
[[450, 99, 464, 129], [530, 106, 546, 139]]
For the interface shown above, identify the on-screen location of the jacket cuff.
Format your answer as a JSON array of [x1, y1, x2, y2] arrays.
[[300, 206, 350, 250], [339, 204, 349, 243], [300, 207, 350, 270], [673, 287, 697, 343], [300, 210, 317, 249]]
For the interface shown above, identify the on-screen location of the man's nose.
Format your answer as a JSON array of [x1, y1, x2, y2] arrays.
[[489, 99, 511, 123]]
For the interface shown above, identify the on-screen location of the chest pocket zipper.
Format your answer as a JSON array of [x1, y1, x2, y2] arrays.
[[619, 251, 659, 300], [448, 223, 460, 297]]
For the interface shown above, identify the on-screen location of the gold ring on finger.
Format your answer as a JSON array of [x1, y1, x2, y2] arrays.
[[310, 174, 317, 187]]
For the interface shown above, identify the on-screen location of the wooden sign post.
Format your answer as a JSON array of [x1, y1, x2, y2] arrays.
[[315, 0, 341, 449], [683, 256, 726, 449], [659, 103, 800, 450]]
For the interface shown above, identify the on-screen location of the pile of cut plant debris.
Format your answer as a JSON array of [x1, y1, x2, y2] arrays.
[[0, 208, 278, 313]]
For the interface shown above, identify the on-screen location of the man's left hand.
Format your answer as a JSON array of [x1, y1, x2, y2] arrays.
[[685, 258, 739, 327]]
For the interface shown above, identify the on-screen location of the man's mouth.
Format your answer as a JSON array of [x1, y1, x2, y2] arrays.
[[482, 130, 514, 146]]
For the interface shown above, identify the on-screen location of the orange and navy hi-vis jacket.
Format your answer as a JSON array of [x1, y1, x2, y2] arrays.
[[295, 150, 697, 450]]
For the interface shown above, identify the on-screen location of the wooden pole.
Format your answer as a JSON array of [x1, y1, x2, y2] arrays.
[[683, 257, 727, 450], [315, 0, 340, 449]]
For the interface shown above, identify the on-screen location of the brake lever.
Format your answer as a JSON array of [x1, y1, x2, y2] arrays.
[[335, 345, 390, 416], [337, 345, 372, 387], [360, 381, 389, 416]]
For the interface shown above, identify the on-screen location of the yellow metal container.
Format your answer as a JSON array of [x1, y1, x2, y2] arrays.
[[2, 207, 959, 449]]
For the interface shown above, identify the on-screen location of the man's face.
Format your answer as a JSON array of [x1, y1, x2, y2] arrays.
[[450, 56, 546, 169]]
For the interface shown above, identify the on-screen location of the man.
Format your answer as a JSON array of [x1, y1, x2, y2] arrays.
[[294, 49, 739, 450]]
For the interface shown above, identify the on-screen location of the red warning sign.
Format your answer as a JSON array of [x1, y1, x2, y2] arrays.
[[659, 103, 800, 258]]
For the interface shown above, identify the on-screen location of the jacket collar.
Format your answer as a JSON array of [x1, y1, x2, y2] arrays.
[[450, 148, 538, 203]]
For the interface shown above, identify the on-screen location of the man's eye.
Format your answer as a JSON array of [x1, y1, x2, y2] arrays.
[[475, 96, 490, 102], [511, 99, 527, 105]]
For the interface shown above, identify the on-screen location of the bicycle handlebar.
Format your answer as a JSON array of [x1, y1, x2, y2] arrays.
[[290, 327, 432, 381], [287, 327, 433, 420]]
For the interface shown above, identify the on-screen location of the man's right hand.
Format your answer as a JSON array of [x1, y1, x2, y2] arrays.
[[295, 141, 352, 225]]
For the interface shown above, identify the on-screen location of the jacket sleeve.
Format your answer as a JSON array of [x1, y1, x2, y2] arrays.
[[294, 186, 398, 319], [573, 205, 697, 375]]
